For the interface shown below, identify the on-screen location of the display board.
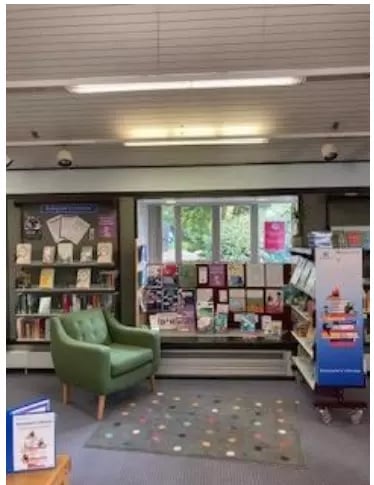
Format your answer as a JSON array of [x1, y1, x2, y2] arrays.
[[315, 248, 365, 387]]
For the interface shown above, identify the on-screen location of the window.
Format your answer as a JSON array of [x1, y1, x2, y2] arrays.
[[220, 205, 251, 261], [181, 206, 212, 261], [162, 205, 175, 262]]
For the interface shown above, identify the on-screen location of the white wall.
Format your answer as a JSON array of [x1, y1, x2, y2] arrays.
[[6, 162, 369, 195]]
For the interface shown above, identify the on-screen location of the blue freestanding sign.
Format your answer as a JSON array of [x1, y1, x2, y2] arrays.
[[315, 248, 365, 387]]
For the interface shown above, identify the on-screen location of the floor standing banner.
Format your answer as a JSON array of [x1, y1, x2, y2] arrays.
[[315, 248, 365, 387]]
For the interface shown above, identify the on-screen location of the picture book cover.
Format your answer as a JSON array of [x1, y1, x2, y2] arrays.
[[246, 289, 264, 313], [57, 243, 73, 263], [271, 320, 283, 338], [42, 246, 55, 264], [39, 269, 55, 289], [229, 289, 246, 312], [196, 288, 214, 303], [208, 263, 226, 287], [38, 297, 52, 315], [178, 264, 197, 288], [265, 289, 284, 314], [239, 313, 258, 332], [162, 264, 178, 286], [145, 289, 162, 312], [178, 290, 196, 332], [162, 288, 179, 312], [197, 265, 209, 286], [214, 303, 229, 333], [97, 242, 113, 263], [16, 244, 32, 265], [265, 264, 284, 287], [76, 268, 91, 289], [80, 246, 93, 262], [146, 264, 163, 288], [196, 301, 214, 332], [156, 313, 179, 331], [218, 289, 228, 303], [227, 263, 245, 287], [261, 315, 273, 335], [245, 263, 265, 287]]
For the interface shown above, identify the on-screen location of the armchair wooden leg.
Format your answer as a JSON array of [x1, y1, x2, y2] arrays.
[[97, 395, 106, 421], [62, 383, 71, 405], [149, 375, 156, 393]]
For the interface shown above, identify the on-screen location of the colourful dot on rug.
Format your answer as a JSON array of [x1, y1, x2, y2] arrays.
[[152, 434, 160, 442], [228, 437, 237, 444], [173, 396, 181, 401], [132, 429, 140, 435], [183, 421, 192, 427], [129, 403, 136, 408], [206, 429, 214, 435], [157, 392, 164, 397], [139, 417, 147, 424], [165, 414, 172, 419], [173, 446, 182, 452], [255, 402, 262, 407], [208, 416, 217, 425], [278, 429, 287, 435], [253, 433, 262, 440], [277, 418, 285, 424], [294, 400, 300, 405], [236, 397, 242, 401], [158, 424, 166, 430], [211, 408, 219, 413], [253, 421, 262, 427], [152, 400, 159, 405], [121, 411, 129, 416], [233, 405, 241, 411], [277, 408, 283, 413], [201, 441, 211, 448], [105, 433, 113, 439], [226, 451, 235, 457], [192, 402, 199, 407]]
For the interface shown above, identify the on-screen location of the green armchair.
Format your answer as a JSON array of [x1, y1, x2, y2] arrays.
[[50, 309, 160, 420]]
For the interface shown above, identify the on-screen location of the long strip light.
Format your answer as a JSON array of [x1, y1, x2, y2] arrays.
[[67, 76, 304, 94], [124, 137, 269, 147]]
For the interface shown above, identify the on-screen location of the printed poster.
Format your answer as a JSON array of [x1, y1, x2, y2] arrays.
[[264, 221, 285, 251], [315, 248, 365, 387], [98, 212, 117, 239]]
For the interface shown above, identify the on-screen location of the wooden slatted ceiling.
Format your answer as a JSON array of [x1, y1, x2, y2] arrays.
[[6, 4, 369, 79]]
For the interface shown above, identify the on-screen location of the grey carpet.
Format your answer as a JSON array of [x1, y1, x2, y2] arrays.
[[6, 373, 369, 485]]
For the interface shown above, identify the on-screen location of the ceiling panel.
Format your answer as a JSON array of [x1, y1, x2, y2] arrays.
[[6, 4, 369, 168]]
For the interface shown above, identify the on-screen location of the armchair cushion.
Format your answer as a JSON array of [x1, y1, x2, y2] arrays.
[[108, 343, 153, 377], [61, 309, 111, 345]]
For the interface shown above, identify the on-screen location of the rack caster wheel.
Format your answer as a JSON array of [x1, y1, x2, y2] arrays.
[[318, 407, 332, 424], [350, 409, 363, 425]]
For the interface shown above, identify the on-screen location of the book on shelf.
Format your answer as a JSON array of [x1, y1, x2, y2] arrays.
[[196, 301, 214, 332], [229, 289, 246, 312], [177, 289, 196, 332], [208, 263, 226, 288], [227, 263, 245, 287], [261, 315, 273, 335], [246, 289, 264, 313], [265, 264, 284, 287], [146, 264, 163, 288], [39, 269, 55, 289], [197, 265, 209, 286], [196, 288, 214, 303], [97, 242, 113, 263], [214, 304, 229, 333], [245, 263, 265, 287], [178, 264, 197, 288], [145, 288, 163, 312], [16, 244, 32, 264], [162, 264, 178, 286], [238, 313, 258, 333], [57, 243, 74, 263], [16, 317, 50, 341], [161, 288, 179, 312], [38, 296, 52, 314], [80, 246, 93, 262], [98, 270, 117, 288], [265, 289, 284, 314], [42, 246, 56, 264], [76, 268, 91, 289]]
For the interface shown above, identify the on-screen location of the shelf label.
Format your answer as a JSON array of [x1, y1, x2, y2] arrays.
[[315, 248, 365, 387], [40, 204, 98, 214]]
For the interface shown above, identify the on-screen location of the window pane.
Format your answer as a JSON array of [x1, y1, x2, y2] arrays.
[[258, 202, 295, 263], [220, 205, 251, 261], [162, 205, 175, 262], [181, 206, 212, 261]]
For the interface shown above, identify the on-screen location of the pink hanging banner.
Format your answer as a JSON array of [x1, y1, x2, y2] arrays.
[[264, 221, 285, 251]]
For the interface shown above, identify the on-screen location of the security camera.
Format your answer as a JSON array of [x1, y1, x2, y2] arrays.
[[56, 149, 73, 167], [321, 143, 338, 162]]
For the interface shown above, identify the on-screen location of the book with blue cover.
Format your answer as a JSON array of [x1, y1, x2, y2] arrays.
[[6, 398, 56, 474]]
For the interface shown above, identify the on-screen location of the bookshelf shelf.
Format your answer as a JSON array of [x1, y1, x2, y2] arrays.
[[16, 313, 64, 318], [16, 287, 117, 294], [291, 331, 314, 359], [16, 261, 116, 268], [292, 356, 316, 389], [16, 338, 50, 343], [290, 304, 313, 325]]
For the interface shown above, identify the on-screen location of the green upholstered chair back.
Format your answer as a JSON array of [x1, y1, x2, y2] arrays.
[[60, 309, 111, 345]]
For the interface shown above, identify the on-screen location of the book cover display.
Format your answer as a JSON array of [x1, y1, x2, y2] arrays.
[[178, 264, 196, 288], [6, 398, 56, 474], [42, 246, 55, 264], [229, 289, 246, 312], [196, 301, 214, 332], [16, 244, 32, 265], [39, 269, 55, 289], [162, 264, 178, 286], [246, 263, 265, 287], [146, 265, 163, 288], [97, 242, 113, 263], [246, 289, 264, 313], [162, 288, 179, 312], [265, 289, 284, 314], [76, 268, 91, 289], [57, 243, 73, 263], [215, 304, 229, 332], [315, 248, 365, 387], [227, 263, 245, 287], [239, 313, 258, 333], [178, 290, 196, 332], [208, 263, 226, 287]]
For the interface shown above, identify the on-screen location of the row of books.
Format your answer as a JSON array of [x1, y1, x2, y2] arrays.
[[143, 287, 285, 317], [144, 262, 285, 289], [16, 317, 51, 341], [16, 293, 116, 315], [17, 269, 117, 289], [289, 257, 316, 298], [307, 230, 370, 250], [16, 242, 114, 264], [149, 309, 283, 336]]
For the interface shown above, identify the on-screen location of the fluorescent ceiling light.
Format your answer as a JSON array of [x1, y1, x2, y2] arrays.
[[124, 137, 269, 147], [67, 76, 304, 94]]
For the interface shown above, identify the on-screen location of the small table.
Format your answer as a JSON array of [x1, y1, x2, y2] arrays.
[[6, 455, 71, 485]]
